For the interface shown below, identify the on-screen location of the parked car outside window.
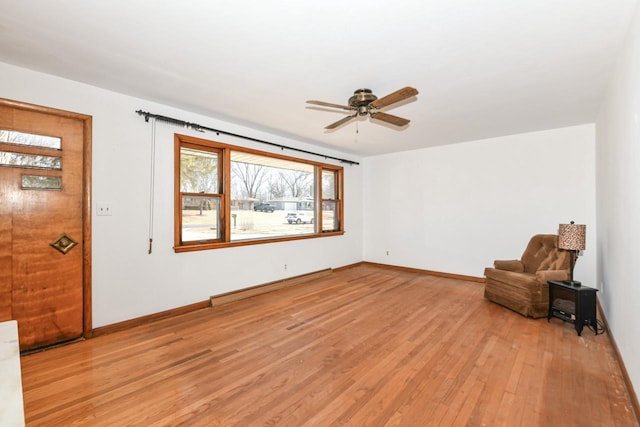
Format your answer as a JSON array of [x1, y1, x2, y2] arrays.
[[286, 212, 314, 224], [254, 203, 275, 212]]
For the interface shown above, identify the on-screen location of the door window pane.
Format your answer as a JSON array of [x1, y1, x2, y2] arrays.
[[21, 175, 62, 190], [0, 129, 61, 149], [0, 151, 61, 170]]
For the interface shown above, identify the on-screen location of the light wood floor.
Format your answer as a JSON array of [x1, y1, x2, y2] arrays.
[[20, 264, 638, 426]]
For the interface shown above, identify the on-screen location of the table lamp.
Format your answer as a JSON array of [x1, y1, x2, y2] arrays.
[[558, 221, 586, 286]]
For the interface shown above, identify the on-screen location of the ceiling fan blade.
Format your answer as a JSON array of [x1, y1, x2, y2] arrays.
[[369, 86, 419, 109], [370, 111, 410, 127], [325, 114, 357, 129], [306, 100, 353, 111]]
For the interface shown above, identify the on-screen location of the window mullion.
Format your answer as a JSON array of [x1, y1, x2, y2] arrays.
[[222, 147, 231, 242], [316, 166, 322, 232]]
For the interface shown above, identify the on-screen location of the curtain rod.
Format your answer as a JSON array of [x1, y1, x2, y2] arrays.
[[135, 110, 360, 166]]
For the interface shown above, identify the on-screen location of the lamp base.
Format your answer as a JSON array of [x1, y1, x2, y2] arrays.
[[563, 280, 582, 287]]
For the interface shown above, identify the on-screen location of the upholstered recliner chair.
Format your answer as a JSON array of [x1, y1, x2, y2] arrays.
[[484, 234, 571, 318]]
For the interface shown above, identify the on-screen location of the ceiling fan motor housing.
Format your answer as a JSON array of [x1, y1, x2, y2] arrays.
[[349, 89, 378, 115]]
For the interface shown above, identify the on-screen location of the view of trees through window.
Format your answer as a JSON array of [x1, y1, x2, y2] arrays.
[[231, 153, 313, 201], [176, 134, 343, 250], [229, 152, 316, 240]]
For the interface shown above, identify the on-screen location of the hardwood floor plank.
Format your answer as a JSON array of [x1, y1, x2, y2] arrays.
[[19, 264, 639, 426]]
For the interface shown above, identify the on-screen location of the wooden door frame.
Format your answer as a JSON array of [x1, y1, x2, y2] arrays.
[[1, 98, 93, 339]]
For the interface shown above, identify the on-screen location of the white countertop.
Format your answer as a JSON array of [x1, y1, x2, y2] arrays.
[[0, 320, 25, 427]]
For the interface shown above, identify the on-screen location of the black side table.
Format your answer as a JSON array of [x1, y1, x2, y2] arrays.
[[547, 280, 598, 336]]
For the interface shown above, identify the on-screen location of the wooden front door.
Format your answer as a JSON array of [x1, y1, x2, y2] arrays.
[[0, 99, 91, 351]]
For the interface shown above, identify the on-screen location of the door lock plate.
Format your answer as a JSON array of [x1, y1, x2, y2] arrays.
[[50, 233, 78, 255]]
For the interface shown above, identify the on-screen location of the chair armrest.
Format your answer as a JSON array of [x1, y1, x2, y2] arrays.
[[493, 260, 524, 272], [535, 269, 570, 283]]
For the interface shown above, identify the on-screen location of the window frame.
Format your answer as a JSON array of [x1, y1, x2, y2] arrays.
[[319, 167, 342, 233], [176, 141, 224, 245], [174, 133, 344, 252]]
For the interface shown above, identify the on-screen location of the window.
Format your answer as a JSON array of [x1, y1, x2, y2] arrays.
[[175, 134, 343, 251], [179, 145, 222, 244], [321, 169, 340, 232]]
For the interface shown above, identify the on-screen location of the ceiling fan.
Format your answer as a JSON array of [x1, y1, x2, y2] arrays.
[[306, 86, 418, 130]]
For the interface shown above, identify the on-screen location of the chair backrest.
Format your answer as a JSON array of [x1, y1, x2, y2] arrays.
[[521, 234, 570, 274]]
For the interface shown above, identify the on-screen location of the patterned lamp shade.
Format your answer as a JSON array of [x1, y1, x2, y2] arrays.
[[558, 222, 586, 251]]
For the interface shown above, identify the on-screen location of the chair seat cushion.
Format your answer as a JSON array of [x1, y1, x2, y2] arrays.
[[484, 268, 539, 290]]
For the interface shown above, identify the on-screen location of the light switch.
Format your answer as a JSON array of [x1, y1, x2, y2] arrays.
[[97, 203, 112, 216]]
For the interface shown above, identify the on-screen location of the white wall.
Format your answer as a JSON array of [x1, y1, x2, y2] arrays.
[[363, 124, 597, 284], [0, 62, 364, 327], [596, 3, 640, 399]]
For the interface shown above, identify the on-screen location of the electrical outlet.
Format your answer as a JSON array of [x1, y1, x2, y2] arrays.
[[97, 203, 112, 216], [284, 264, 288, 271], [386, 251, 390, 256]]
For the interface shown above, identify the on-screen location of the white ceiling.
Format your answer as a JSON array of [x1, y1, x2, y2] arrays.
[[0, 1, 637, 156]]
